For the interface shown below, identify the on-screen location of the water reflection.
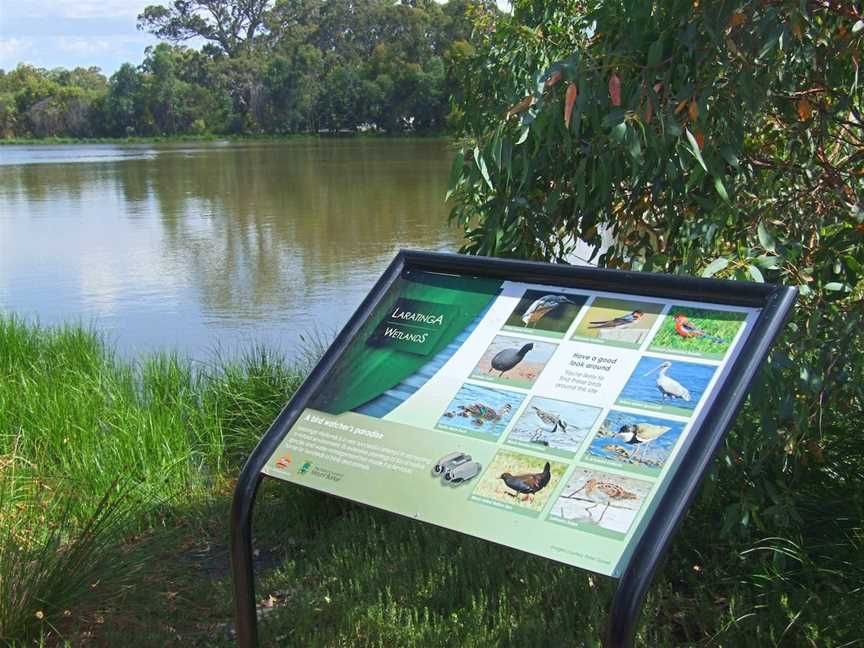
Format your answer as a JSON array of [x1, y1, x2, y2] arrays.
[[0, 139, 461, 359]]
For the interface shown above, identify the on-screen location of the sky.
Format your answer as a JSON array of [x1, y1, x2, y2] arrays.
[[0, 0, 161, 74], [0, 0, 511, 75]]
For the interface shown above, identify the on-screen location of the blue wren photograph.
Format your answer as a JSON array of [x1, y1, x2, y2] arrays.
[[505, 396, 601, 458], [615, 357, 717, 417], [584, 410, 687, 476], [436, 383, 525, 441]]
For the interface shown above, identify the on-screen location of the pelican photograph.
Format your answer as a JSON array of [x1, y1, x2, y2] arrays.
[[583, 410, 687, 476], [469, 335, 558, 389], [615, 356, 718, 417], [648, 306, 747, 360], [501, 289, 587, 338], [436, 383, 525, 441], [471, 450, 568, 514], [570, 297, 664, 349], [548, 468, 652, 535], [504, 396, 602, 458]]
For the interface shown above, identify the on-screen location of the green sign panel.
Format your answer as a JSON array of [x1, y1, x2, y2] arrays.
[[263, 270, 758, 577]]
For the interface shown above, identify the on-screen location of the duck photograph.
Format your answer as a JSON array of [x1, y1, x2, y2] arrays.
[[471, 450, 567, 513], [470, 334, 558, 389], [583, 410, 687, 476], [549, 468, 652, 535], [501, 289, 587, 338], [504, 396, 602, 458], [615, 356, 717, 418], [436, 383, 525, 441], [648, 306, 747, 360], [570, 297, 664, 349]]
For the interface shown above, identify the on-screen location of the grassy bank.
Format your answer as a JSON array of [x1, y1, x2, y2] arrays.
[[1, 316, 860, 646]]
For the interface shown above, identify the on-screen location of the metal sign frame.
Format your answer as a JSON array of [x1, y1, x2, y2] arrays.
[[230, 249, 797, 647]]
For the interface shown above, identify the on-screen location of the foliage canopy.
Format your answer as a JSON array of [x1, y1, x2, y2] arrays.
[[449, 2, 863, 642]]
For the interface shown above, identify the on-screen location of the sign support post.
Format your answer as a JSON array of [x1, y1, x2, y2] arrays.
[[230, 250, 797, 648]]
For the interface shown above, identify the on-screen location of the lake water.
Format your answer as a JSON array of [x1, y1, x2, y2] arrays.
[[0, 139, 462, 360]]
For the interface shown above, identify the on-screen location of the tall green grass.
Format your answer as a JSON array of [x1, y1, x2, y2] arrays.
[[1, 315, 861, 646], [0, 316, 306, 642]]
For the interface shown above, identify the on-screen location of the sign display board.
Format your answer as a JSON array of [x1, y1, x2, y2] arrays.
[[261, 266, 760, 577]]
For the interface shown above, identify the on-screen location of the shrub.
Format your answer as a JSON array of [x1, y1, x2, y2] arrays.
[[448, 1, 863, 642]]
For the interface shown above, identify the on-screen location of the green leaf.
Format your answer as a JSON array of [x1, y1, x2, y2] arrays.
[[685, 128, 708, 172], [490, 134, 503, 169], [647, 40, 663, 67], [474, 146, 493, 190], [445, 149, 465, 201], [757, 222, 776, 252], [853, 20, 863, 34], [719, 145, 740, 170], [516, 126, 530, 145], [611, 122, 627, 143], [714, 177, 730, 203], [823, 282, 850, 292], [747, 264, 765, 283], [702, 257, 729, 277], [753, 254, 781, 269]]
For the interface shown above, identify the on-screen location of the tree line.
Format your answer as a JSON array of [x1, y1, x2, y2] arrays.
[[0, 0, 495, 139]]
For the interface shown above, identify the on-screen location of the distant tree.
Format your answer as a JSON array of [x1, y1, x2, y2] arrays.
[[1, 0, 494, 138], [106, 63, 146, 136], [138, 0, 274, 57], [319, 65, 361, 131]]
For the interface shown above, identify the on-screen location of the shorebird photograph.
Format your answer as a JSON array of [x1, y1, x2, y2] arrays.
[[585, 410, 686, 473], [506, 396, 601, 455], [550, 468, 652, 533], [503, 289, 587, 337]]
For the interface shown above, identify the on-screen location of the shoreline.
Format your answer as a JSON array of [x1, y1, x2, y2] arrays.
[[0, 131, 453, 146]]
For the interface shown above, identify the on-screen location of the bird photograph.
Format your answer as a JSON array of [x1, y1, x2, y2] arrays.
[[506, 396, 601, 455], [503, 289, 586, 337], [500, 462, 551, 501], [470, 335, 557, 389], [472, 451, 567, 511], [550, 468, 652, 533], [585, 410, 686, 474], [649, 306, 746, 359], [436, 383, 524, 440], [672, 314, 726, 343], [644, 361, 691, 402], [616, 356, 717, 416], [571, 297, 662, 348], [490, 342, 534, 377], [588, 310, 644, 329]]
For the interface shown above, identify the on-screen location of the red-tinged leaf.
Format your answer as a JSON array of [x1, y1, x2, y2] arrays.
[[564, 83, 577, 129], [729, 11, 746, 28], [644, 98, 654, 123], [545, 70, 562, 88], [688, 99, 699, 122], [797, 98, 813, 121], [505, 95, 534, 120], [653, 82, 663, 94], [609, 73, 621, 106], [695, 129, 705, 150]]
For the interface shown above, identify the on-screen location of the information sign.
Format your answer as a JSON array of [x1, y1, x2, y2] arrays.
[[231, 250, 797, 648], [263, 268, 757, 576]]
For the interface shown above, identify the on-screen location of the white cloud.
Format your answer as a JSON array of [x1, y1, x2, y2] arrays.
[[0, 37, 33, 68], [55, 37, 113, 56], [2, 0, 146, 20]]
